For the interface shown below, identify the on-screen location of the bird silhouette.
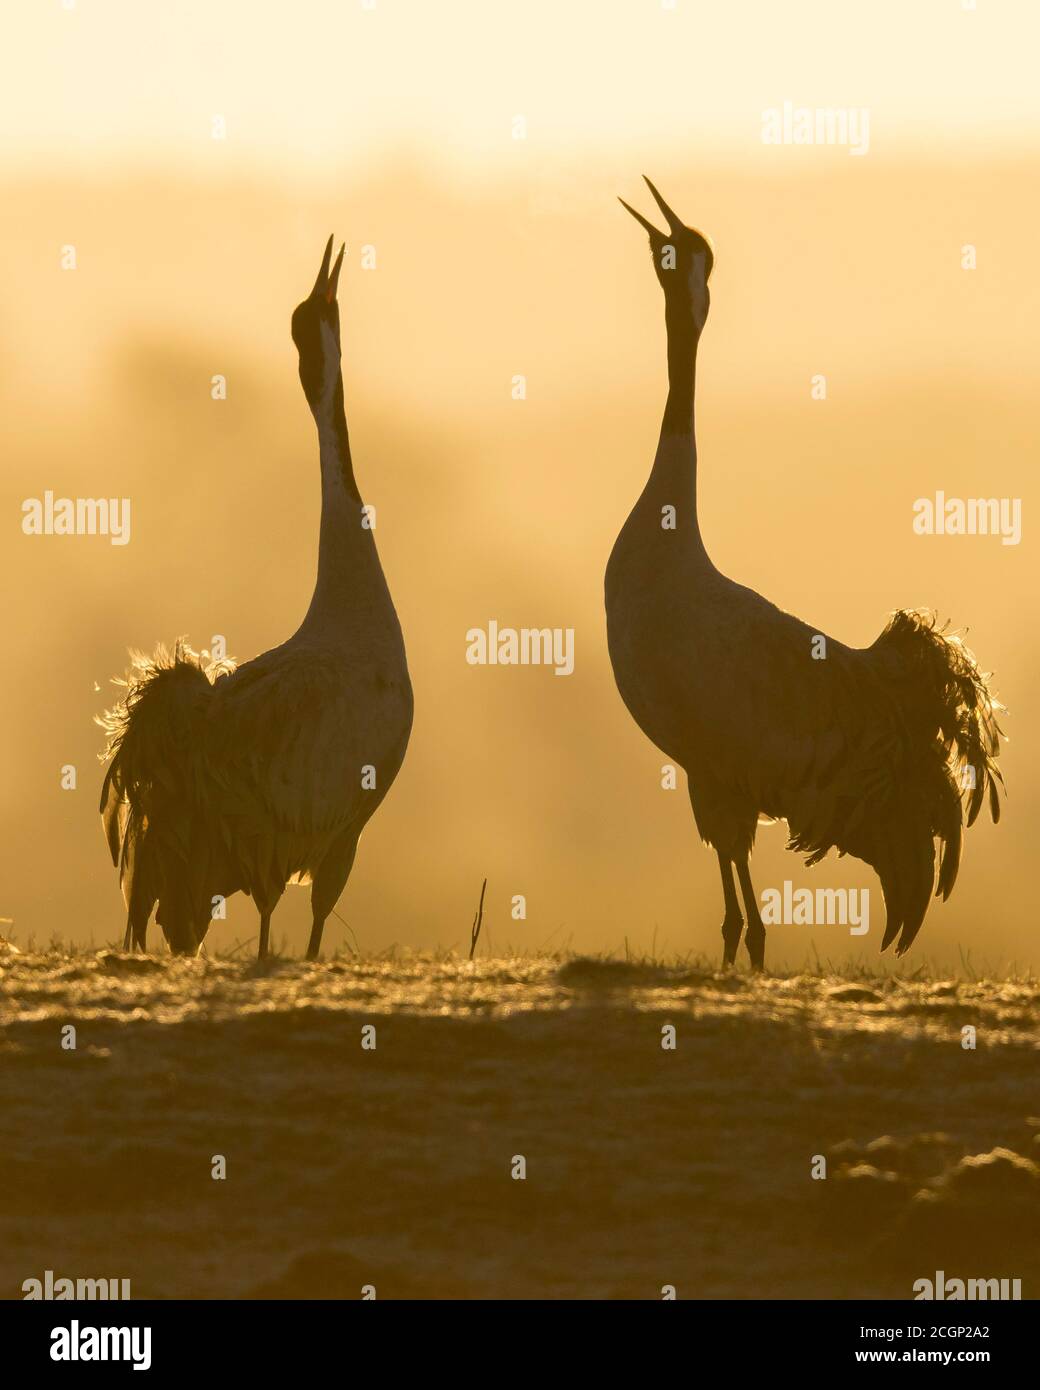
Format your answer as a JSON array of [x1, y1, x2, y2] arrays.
[[99, 237, 413, 960], [605, 179, 1003, 969]]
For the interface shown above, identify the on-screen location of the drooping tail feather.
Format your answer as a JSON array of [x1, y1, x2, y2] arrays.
[[870, 609, 1004, 954], [97, 640, 235, 953]]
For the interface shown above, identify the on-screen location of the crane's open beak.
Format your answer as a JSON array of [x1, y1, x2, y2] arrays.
[[618, 176, 687, 239], [310, 236, 346, 302], [642, 177, 685, 235], [311, 235, 334, 297], [618, 196, 663, 238], [327, 243, 345, 303]]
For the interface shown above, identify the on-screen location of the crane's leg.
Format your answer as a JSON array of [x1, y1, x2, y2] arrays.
[[126, 881, 153, 951], [255, 886, 285, 960], [307, 830, 359, 961], [305, 920, 324, 961], [257, 910, 272, 960], [123, 912, 148, 950], [735, 855, 766, 970], [717, 850, 743, 968]]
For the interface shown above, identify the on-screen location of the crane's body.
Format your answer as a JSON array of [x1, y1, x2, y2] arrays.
[[100, 238, 413, 959], [606, 180, 1002, 968]]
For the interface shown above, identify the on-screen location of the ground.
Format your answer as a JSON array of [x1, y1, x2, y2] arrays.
[[1, 947, 1038, 1300]]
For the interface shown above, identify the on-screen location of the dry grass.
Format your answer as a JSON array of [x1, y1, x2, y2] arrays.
[[1, 947, 1038, 1298]]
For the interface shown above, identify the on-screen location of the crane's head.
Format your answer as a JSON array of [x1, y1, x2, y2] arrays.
[[291, 235, 346, 414], [619, 178, 714, 335]]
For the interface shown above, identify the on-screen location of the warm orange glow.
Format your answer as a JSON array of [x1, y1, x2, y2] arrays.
[[2, 2, 1036, 969]]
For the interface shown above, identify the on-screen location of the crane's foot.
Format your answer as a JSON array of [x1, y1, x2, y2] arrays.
[[745, 921, 766, 971], [721, 912, 743, 970], [305, 918, 325, 961], [257, 912, 272, 960], [734, 856, 767, 971]]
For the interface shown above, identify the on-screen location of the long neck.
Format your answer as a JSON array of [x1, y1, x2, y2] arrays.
[[321, 375, 360, 508], [645, 295, 708, 559], [298, 372, 385, 634], [662, 298, 697, 437]]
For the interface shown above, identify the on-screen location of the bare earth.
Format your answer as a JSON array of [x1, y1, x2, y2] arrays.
[[1, 949, 1038, 1300]]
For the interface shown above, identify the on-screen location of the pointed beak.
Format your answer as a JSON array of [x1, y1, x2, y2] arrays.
[[327, 242, 346, 303], [642, 176, 685, 237], [618, 196, 664, 239], [311, 234, 335, 298]]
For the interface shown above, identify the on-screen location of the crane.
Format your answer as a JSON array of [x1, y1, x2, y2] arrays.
[[605, 179, 1003, 969], [99, 237, 413, 960]]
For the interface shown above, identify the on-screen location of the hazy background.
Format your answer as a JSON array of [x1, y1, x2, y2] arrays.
[[2, 0, 1037, 968]]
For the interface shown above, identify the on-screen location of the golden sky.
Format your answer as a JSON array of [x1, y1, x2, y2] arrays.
[[4, 0, 1040, 173], [2, 1, 1037, 969]]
